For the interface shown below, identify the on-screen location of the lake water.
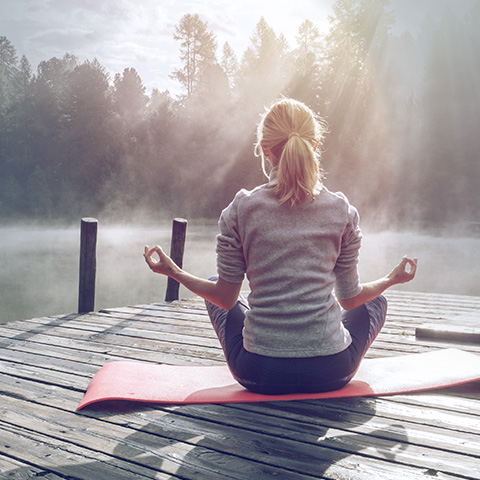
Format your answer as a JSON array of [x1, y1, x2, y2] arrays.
[[1, 222, 480, 324]]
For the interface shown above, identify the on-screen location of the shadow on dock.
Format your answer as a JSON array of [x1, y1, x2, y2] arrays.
[[4, 397, 411, 479]]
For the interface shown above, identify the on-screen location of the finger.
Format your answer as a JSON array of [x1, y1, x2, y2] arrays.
[[399, 257, 410, 271], [405, 258, 417, 275], [144, 245, 154, 261], [410, 258, 418, 275], [144, 246, 158, 258], [144, 249, 158, 268], [402, 256, 415, 264], [145, 255, 155, 268]]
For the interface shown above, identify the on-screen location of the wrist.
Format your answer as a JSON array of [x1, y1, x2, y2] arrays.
[[168, 264, 184, 280], [384, 274, 396, 289]]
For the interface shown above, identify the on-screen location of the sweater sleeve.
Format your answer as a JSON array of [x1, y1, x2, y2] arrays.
[[334, 200, 363, 299], [216, 195, 247, 283]]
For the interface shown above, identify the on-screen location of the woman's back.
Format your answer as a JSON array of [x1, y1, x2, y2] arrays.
[[216, 169, 362, 358]]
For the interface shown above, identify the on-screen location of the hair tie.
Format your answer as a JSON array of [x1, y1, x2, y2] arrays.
[[288, 132, 300, 140]]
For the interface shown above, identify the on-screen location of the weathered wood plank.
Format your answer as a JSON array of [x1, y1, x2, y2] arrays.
[[416, 324, 480, 344], [1, 366, 475, 480], [7, 312, 220, 341], [0, 397, 326, 480], [0, 323, 225, 364], [0, 389, 461, 480], [224, 395, 480, 444], [0, 313, 221, 348], [0, 328, 216, 367], [0, 422, 175, 480], [0, 454, 67, 480]]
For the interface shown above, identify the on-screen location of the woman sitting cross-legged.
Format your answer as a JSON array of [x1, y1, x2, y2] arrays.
[[144, 97, 417, 395]]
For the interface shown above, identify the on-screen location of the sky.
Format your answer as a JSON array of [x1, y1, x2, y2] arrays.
[[0, 0, 476, 96]]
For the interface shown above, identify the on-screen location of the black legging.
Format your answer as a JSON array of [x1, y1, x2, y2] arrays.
[[206, 293, 387, 395]]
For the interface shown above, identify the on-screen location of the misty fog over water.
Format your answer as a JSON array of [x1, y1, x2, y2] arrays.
[[1, 223, 480, 324], [1, 1, 480, 325]]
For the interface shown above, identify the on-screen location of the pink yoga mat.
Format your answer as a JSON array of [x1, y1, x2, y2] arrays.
[[77, 348, 480, 410]]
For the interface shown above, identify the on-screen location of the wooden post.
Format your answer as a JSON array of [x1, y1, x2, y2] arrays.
[[78, 217, 98, 313], [165, 218, 188, 302]]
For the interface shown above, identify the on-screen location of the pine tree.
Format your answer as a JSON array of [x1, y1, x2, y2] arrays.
[[288, 20, 323, 105], [0, 37, 20, 167], [0, 36, 19, 108], [221, 41, 238, 89], [237, 17, 289, 109], [171, 14, 217, 98], [113, 67, 148, 125]]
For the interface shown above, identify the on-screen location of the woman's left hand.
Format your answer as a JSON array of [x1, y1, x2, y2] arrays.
[[144, 245, 177, 276]]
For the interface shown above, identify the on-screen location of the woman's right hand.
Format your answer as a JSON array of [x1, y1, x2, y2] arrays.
[[386, 256, 418, 286]]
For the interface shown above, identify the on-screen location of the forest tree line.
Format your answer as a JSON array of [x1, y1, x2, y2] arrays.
[[1, 0, 479, 229]]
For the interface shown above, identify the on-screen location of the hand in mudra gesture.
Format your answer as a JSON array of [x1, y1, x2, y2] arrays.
[[387, 256, 418, 285], [144, 245, 178, 277]]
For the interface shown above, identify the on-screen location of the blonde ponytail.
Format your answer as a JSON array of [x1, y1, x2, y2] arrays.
[[256, 98, 326, 207]]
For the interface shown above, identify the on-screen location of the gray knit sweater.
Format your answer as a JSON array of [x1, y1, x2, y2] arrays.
[[216, 170, 362, 358]]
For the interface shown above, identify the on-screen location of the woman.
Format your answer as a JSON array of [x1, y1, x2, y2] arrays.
[[144, 98, 417, 394]]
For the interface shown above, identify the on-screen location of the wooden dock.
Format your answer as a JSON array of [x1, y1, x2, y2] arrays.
[[1, 290, 480, 479]]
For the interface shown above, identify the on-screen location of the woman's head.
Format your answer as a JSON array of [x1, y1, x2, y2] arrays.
[[256, 98, 326, 207]]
